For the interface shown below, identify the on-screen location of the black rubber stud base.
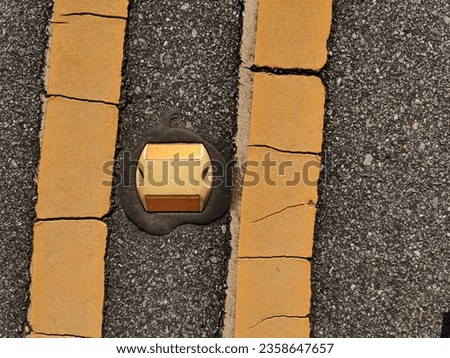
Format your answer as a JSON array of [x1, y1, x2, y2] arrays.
[[118, 116, 231, 236]]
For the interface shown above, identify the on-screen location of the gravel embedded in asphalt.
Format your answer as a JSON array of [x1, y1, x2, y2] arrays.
[[0, 0, 52, 338], [102, 0, 242, 337], [312, 0, 450, 337], [1, 0, 448, 339]]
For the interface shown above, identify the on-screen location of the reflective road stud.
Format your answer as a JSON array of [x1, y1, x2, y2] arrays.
[[136, 143, 212, 212], [119, 117, 231, 235]]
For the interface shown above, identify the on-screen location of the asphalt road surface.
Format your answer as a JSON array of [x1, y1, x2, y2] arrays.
[[1, 0, 449, 339], [102, 0, 242, 337], [312, 0, 450, 337], [0, 0, 52, 338]]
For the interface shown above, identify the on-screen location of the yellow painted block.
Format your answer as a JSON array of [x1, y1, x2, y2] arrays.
[[249, 73, 325, 153], [239, 204, 316, 258], [235, 258, 311, 337], [36, 97, 118, 219], [47, 16, 126, 104], [254, 0, 332, 70], [240, 147, 320, 223], [29, 220, 107, 338]]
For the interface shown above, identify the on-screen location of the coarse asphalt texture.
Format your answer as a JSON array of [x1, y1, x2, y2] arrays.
[[1, 0, 449, 339], [0, 0, 52, 337], [312, 0, 450, 337], [102, 0, 242, 337]]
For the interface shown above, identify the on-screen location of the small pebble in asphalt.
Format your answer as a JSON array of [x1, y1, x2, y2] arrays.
[[363, 154, 374, 166]]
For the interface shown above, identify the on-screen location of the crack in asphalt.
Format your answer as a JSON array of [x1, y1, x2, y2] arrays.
[[248, 64, 323, 77], [36, 205, 120, 223], [45, 94, 119, 107], [33, 330, 88, 338], [249, 201, 316, 224], [37, 217, 104, 222], [61, 13, 127, 21], [239, 256, 311, 261], [248, 315, 309, 330], [249, 144, 321, 158]]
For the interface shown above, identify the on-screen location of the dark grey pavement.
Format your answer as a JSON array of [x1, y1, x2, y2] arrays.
[[102, 0, 242, 337], [312, 0, 450, 337], [0, 0, 52, 337], [1, 0, 449, 339]]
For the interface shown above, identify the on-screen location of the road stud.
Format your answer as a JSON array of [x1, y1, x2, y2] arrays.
[[136, 143, 212, 212]]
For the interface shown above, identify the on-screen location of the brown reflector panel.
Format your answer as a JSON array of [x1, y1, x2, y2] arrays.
[[145, 195, 202, 212]]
